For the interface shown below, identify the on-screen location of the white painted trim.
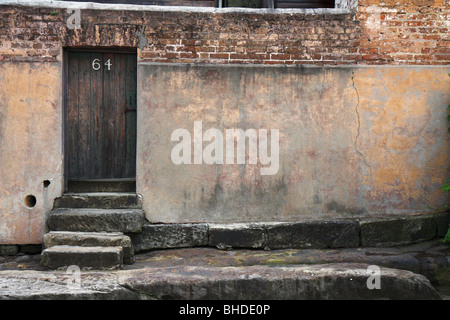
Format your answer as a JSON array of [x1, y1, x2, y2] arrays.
[[0, 0, 357, 14]]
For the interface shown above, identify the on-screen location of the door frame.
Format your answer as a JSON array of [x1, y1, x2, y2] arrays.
[[62, 47, 138, 192]]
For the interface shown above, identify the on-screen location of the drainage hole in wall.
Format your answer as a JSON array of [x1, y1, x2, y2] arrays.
[[25, 195, 37, 208], [43, 180, 51, 188]]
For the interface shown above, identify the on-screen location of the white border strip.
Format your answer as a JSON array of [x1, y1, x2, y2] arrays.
[[137, 62, 450, 68], [0, 0, 353, 14]]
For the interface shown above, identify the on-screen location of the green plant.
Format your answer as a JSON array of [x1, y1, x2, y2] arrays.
[[49, 11, 58, 16], [443, 179, 450, 192]]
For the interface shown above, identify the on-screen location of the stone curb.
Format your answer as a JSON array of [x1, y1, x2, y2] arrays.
[[0, 263, 441, 300], [129, 212, 449, 252]]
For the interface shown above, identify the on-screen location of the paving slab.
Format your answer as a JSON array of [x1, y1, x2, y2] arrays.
[[0, 240, 449, 300]]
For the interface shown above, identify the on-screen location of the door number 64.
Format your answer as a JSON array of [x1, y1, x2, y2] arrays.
[[92, 58, 112, 71]]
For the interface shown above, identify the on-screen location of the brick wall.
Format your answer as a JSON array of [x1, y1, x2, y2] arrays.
[[0, 1, 448, 65], [358, 0, 449, 64]]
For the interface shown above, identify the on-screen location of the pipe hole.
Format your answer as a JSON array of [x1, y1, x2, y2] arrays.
[[43, 180, 51, 188], [25, 195, 37, 208]]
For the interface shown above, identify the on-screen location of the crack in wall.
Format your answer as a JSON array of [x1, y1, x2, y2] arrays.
[[351, 71, 372, 176]]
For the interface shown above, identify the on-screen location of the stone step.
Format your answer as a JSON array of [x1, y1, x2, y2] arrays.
[[47, 208, 145, 233], [41, 246, 123, 270], [53, 193, 142, 209], [43, 231, 134, 264]]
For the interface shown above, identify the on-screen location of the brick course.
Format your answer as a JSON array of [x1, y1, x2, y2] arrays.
[[0, 1, 448, 64]]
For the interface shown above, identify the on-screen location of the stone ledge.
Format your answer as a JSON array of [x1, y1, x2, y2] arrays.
[[40, 246, 123, 270], [53, 193, 143, 210], [129, 212, 449, 252], [0, 263, 440, 300], [43, 231, 134, 264], [266, 220, 360, 249], [47, 208, 145, 233], [129, 223, 209, 252], [209, 223, 267, 250], [3, 212, 448, 254], [118, 263, 441, 300], [359, 214, 440, 247]]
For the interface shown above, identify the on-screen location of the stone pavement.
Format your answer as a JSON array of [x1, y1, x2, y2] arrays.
[[0, 240, 449, 300]]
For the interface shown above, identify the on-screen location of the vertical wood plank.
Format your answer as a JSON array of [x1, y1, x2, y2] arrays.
[[67, 51, 79, 179], [102, 52, 114, 178], [116, 53, 127, 178], [77, 52, 91, 179], [90, 52, 103, 178], [125, 53, 137, 178]]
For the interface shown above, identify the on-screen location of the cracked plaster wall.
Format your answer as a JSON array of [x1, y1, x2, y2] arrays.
[[137, 64, 449, 223]]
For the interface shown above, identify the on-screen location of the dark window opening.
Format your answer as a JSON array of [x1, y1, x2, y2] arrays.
[[274, 0, 334, 8], [223, 0, 263, 8]]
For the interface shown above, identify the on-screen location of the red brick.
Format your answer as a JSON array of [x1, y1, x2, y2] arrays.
[[210, 53, 229, 59], [0, 4, 445, 65], [270, 53, 290, 60]]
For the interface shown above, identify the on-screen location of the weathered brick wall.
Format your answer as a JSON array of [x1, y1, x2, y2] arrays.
[[0, 1, 448, 64], [357, 0, 449, 64]]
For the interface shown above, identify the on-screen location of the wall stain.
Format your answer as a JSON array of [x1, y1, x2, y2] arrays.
[[326, 200, 367, 216]]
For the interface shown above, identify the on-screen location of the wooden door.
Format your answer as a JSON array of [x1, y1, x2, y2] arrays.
[[66, 50, 137, 180]]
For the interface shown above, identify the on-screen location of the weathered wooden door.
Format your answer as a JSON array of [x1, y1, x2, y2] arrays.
[[66, 50, 137, 180]]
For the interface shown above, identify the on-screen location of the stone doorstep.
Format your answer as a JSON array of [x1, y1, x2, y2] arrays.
[[40, 246, 123, 270], [53, 193, 143, 210], [43, 231, 134, 264], [130, 212, 450, 252], [47, 208, 145, 233]]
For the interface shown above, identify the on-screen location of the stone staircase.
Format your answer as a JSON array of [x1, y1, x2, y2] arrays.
[[41, 191, 145, 270]]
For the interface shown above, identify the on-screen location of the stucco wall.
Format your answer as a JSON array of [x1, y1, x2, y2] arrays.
[[0, 62, 63, 244], [0, 2, 448, 243], [137, 64, 449, 223]]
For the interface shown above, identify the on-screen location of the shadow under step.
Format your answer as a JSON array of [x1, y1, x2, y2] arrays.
[[67, 179, 136, 193]]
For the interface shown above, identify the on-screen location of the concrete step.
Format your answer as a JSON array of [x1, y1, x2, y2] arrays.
[[41, 245, 123, 270], [47, 208, 145, 233], [53, 193, 142, 209], [43, 231, 134, 264]]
